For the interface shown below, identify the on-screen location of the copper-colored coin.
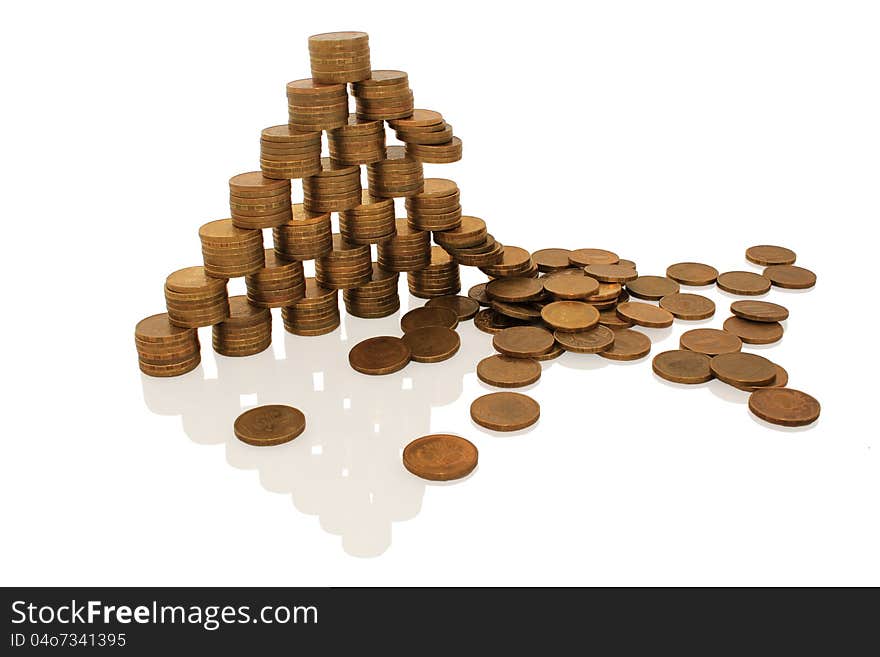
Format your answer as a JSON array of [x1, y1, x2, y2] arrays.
[[730, 300, 789, 322], [569, 248, 619, 267], [532, 342, 565, 361], [625, 275, 680, 301], [485, 276, 544, 302], [722, 316, 783, 344], [542, 274, 599, 300], [732, 362, 789, 392], [403, 434, 478, 481], [470, 392, 540, 432], [425, 295, 480, 320], [541, 301, 600, 332], [477, 355, 542, 388], [598, 328, 651, 361], [679, 328, 742, 355], [233, 405, 306, 446], [493, 326, 556, 358], [532, 248, 573, 272], [554, 325, 615, 353], [659, 293, 716, 320], [400, 306, 458, 332], [491, 300, 542, 321], [749, 388, 819, 427], [583, 263, 638, 283], [652, 350, 713, 384], [598, 307, 632, 329], [348, 336, 411, 375], [616, 302, 674, 328], [401, 326, 460, 363], [710, 352, 777, 387], [473, 308, 529, 334], [746, 245, 797, 266], [716, 271, 771, 296], [468, 283, 491, 306], [666, 262, 719, 286], [585, 282, 623, 302], [763, 265, 816, 290]]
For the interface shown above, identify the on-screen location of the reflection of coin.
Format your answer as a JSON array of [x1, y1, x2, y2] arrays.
[[470, 392, 540, 432], [748, 388, 820, 427], [403, 434, 478, 481], [652, 350, 713, 384], [234, 405, 306, 446]]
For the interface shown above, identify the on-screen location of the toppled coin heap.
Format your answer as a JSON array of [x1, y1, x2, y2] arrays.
[[138, 31, 822, 489]]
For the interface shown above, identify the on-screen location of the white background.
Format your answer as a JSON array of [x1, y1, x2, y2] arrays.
[[2, 1, 878, 586]]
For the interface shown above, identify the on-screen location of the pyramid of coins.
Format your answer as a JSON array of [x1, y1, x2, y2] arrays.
[[137, 31, 821, 477]]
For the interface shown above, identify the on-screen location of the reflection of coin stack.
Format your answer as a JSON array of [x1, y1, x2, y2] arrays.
[[377, 219, 431, 272], [212, 296, 272, 357], [198, 219, 265, 278], [343, 264, 400, 318], [408, 246, 461, 298], [281, 278, 340, 336], [135, 313, 201, 377], [245, 249, 305, 308], [164, 266, 229, 328]]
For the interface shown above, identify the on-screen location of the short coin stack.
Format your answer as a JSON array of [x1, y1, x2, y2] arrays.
[[308, 31, 371, 84], [315, 234, 372, 290], [163, 266, 229, 328], [280, 278, 340, 336], [286, 79, 348, 131], [245, 249, 306, 308], [303, 158, 362, 212], [272, 204, 333, 260], [198, 219, 265, 278], [352, 70, 414, 121], [367, 146, 424, 198], [407, 245, 461, 298], [377, 219, 432, 272], [338, 192, 396, 245], [343, 264, 400, 318], [391, 109, 462, 163], [327, 117, 386, 166], [212, 296, 273, 357], [434, 216, 503, 267], [135, 313, 201, 377], [405, 178, 462, 232], [228, 171, 292, 229], [259, 125, 322, 180]]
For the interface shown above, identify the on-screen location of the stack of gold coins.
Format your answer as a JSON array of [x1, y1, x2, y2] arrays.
[[434, 216, 503, 267], [406, 137, 462, 164], [352, 70, 414, 120], [338, 191, 396, 244], [272, 204, 333, 261], [135, 313, 201, 377], [286, 79, 349, 131], [198, 219, 265, 278], [308, 31, 371, 84], [245, 249, 306, 308], [405, 178, 461, 231], [480, 246, 538, 278], [343, 263, 400, 318], [407, 246, 461, 298], [228, 171, 292, 229], [164, 266, 229, 328], [327, 117, 386, 165], [377, 218, 431, 272], [315, 234, 372, 289], [390, 109, 453, 145], [212, 295, 272, 357], [303, 158, 362, 212], [281, 277, 340, 336], [366, 145, 424, 198], [259, 125, 322, 180]]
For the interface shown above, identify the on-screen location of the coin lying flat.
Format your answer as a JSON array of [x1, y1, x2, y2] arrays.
[[348, 336, 411, 375], [403, 434, 478, 481], [583, 263, 638, 283], [532, 248, 573, 272], [486, 277, 544, 302], [722, 316, 784, 344], [679, 328, 742, 355], [532, 342, 565, 361], [625, 275, 680, 301], [493, 326, 556, 358], [748, 388, 820, 427], [401, 326, 460, 363], [710, 352, 777, 387], [542, 273, 599, 299], [470, 392, 540, 431], [763, 265, 816, 289], [598, 328, 651, 361], [731, 362, 789, 392], [477, 355, 542, 388], [659, 293, 715, 320], [569, 248, 619, 266], [666, 262, 719, 286], [540, 301, 600, 332], [716, 271, 771, 296], [425, 294, 480, 320], [746, 245, 796, 266], [730, 300, 789, 322], [652, 350, 713, 384], [400, 306, 458, 332], [615, 301, 674, 328], [473, 308, 529, 334], [234, 405, 306, 446], [554, 325, 615, 353]]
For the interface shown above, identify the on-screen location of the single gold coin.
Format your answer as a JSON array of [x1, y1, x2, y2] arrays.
[[493, 326, 556, 358], [401, 326, 460, 363], [348, 336, 411, 375], [745, 245, 796, 266], [722, 316, 784, 344], [425, 295, 480, 320], [540, 301, 600, 332], [532, 248, 573, 272], [400, 306, 458, 332], [679, 328, 742, 355], [625, 276, 680, 300], [554, 325, 615, 353], [403, 434, 478, 481], [731, 362, 789, 392], [468, 283, 491, 306], [470, 392, 540, 432], [569, 248, 619, 267], [763, 265, 816, 290], [584, 263, 638, 283], [542, 274, 600, 299], [710, 352, 777, 387], [477, 355, 542, 388], [486, 277, 544, 302], [748, 388, 820, 427], [730, 300, 789, 322], [616, 302, 674, 328], [666, 262, 719, 286], [234, 405, 306, 446], [716, 271, 771, 296], [659, 293, 716, 320], [652, 350, 713, 384], [598, 328, 651, 361]]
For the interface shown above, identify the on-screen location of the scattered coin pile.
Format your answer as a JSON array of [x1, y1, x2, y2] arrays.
[[137, 31, 822, 489]]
